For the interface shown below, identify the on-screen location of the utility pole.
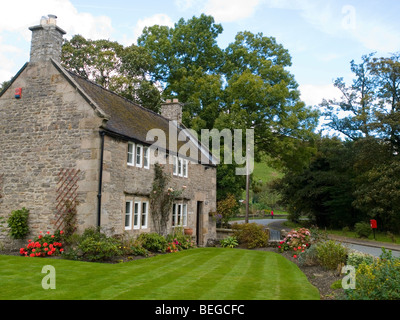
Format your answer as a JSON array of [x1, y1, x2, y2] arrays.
[[245, 148, 250, 223]]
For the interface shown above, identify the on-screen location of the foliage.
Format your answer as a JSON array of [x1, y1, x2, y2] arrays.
[[77, 227, 122, 262], [220, 236, 238, 248], [346, 251, 375, 269], [231, 223, 269, 249], [354, 222, 372, 238], [278, 228, 311, 258], [315, 240, 349, 270], [216, 193, 238, 227], [62, 35, 161, 112], [135, 232, 168, 253], [166, 229, 196, 250], [345, 248, 400, 300], [7, 207, 30, 239], [62, 200, 78, 239], [149, 163, 182, 236], [20, 230, 64, 257]]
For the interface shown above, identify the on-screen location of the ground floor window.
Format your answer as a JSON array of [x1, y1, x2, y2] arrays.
[[125, 199, 149, 230], [172, 203, 187, 227]]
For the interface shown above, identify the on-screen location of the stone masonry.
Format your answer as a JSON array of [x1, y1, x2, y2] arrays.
[[0, 16, 217, 249]]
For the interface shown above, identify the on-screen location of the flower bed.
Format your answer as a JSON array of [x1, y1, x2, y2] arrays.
[[278, 227, 311, 258], [19, 230, 64, 257]]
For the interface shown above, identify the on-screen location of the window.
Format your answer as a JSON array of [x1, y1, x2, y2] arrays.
[[172, 203, 177, 226], [136, 145, 143, 167], [173, 156, 188, 178], [133, 201, 140, 229], [183, 159, 188, 178], [172, 203, 187, 227], [182, 204, 187, 226], [173, 156, 178, 175], [143, 147, 149, 169], [127, 142, 135, 166], [142, 201, 148, 229], [125, 201, 133, 230]]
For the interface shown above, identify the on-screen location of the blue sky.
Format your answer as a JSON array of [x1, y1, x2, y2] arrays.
[[1, 0, 400, 111]]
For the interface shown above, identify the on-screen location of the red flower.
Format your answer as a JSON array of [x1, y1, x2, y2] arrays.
[[30, 253, 35, 257], [51, 235, 55, 238], [47, 251, 53, 256], [43, 242, 48, 247], [293, 255, 297, 258]]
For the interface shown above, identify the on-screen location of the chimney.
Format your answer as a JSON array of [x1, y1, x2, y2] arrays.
[[29, 15, 66, 63], [161, 98, 183, 124]]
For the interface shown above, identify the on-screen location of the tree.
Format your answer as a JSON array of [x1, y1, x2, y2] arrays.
[[321, 53, 376, 140], [61, 35, 161, 112], [368, 53, 400, 154]]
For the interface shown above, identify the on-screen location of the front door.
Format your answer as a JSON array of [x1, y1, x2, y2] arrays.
[[196, 201, 203, 246]]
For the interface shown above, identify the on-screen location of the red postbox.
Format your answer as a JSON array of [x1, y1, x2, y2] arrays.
[[370, 219, 377, 229]]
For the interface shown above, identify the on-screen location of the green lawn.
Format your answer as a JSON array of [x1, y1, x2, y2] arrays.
[[0, 248, 319, 300]]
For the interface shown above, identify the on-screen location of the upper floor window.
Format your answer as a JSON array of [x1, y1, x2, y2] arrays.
[[173, 156, 188, 178], [127, 142, 149, 169]]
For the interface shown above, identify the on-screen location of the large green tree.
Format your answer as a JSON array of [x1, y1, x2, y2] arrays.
[[61, 35, 161, 112]]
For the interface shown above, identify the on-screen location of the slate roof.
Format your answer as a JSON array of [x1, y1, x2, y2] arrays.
[[57, 63, 215, 165]]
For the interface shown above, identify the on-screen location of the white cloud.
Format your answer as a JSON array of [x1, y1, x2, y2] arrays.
[[128, 13, 174, 45], [0, 0, 113, 40], [299, 83, 342, 107], [203, 0, 261, 22], [0, 0, 114, 82]]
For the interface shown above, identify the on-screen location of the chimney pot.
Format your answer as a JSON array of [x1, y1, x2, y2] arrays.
[[29, 15, 66, 63]]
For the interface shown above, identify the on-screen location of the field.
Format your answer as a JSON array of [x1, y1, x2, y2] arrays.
[[0, 247, 319, 300]]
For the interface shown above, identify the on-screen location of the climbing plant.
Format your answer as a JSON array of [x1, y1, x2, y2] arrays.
[[150, 163, 182, 236]]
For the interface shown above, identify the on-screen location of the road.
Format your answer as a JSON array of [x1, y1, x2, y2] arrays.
[[234, 218, 400, 258]]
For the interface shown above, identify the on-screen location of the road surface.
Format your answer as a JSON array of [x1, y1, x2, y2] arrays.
[[234, 218, 400, 258]]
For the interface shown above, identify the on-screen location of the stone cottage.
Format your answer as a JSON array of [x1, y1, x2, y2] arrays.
[[0, 16, 217, 247]]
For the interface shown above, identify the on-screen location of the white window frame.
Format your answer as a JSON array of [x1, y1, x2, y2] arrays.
[[136, 144, 143, 167], [173, 156, 178, 175], [125, 201, 133, 230], [172, 203, 187, 227], [183, 159, 188, 178], [141, 201, 148, 229], [182, 203, 187, 226], [178, 158, 183, 177], [173, 156, 188, 178], [133, 201, 140, 229], [127, 142, 135, 166], [143, 146, 150, 169]]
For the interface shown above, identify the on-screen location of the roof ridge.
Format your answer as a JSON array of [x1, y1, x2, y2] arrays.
[[64, 69, 169, 122]]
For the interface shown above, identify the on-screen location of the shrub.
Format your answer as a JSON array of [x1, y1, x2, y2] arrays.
[[231, 223, 269, 249], [220, 236, 239, 248], [136, 233, 168, 253], [354, 222, 372, 238], [20, 230, 64, 257], [346, 249, 400, 300], [77, 227, 122, 262], [166, 231, 195, 251], [316, 240, 349, 270], [346, 251, 374, 269], [278, 227, 311, 258], [8, 207, 30, 239]]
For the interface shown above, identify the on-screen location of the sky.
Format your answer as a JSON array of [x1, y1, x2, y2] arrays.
[[1, 0, 400, 116]]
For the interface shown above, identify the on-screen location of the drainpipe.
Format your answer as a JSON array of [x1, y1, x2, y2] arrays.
[[97, 131, 105, 227]]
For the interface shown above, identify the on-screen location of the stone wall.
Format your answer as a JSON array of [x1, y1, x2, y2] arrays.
[[102, 136, 217, 244], [0, 61, 102, 248]]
